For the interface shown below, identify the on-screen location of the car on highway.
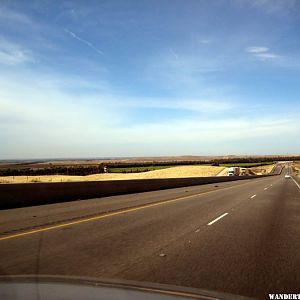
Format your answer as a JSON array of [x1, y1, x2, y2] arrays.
[[285, 174, 291, 179]]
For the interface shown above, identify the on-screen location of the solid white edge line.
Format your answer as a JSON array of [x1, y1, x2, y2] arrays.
[[207, 212, 228, 226], [251, 194, 256, 198], [291, 177, 300, 189]]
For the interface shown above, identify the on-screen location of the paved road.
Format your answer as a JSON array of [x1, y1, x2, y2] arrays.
[[0, 167, 299, 299]]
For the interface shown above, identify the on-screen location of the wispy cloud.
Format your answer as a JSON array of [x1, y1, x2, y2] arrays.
[[246, 46, 269, 53], [0, 38, 33, 65], [124, 98, 235, 114], [250, 0, 298, 15], [103, 116, 299, 157], [1, 63, 299, 158], [64, 29, 103, 55], [246, 46, 279, 60], [144, 50, 223, 94], [199, 39, 212, 44], [0, 5, 32, 25], [254, 52, 279, 60]]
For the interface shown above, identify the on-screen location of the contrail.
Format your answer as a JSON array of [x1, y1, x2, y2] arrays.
[[65, 29, 103, 55], [169, 48, 178, 60]]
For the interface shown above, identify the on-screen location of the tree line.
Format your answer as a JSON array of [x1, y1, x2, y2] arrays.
[[104, 156, 300, 168], [0, 165, 105, 176]]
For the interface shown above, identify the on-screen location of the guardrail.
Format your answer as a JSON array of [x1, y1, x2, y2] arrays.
[[0, 174, 278, 209]]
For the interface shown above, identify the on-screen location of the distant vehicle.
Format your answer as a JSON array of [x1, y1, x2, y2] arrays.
[[228, 167, 240, 176], [285, 174, 291, 179], [239, 167, 247, 176]]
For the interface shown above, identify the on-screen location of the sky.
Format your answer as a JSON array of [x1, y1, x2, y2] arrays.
[[1, 0, 300, 159]]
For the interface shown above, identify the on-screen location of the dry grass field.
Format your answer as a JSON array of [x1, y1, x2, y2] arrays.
[[0, 165, 226, 184], [292, 162, 300, 176], [249, 164, 275, 175]]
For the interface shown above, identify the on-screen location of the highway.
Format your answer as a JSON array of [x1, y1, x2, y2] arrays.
[[0, 167, 300, 299]]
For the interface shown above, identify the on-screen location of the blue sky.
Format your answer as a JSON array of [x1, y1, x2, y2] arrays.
[[1, 0, 300, 159]]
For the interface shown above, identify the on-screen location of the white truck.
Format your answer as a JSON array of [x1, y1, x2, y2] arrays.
[[228, 167, 240, 176]]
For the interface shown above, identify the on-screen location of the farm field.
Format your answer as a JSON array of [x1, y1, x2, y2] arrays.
[[292, 161, 300, 176], [249, 164, 275, 175], [0, 165, 226, 184], [108, 165, 176, 173]]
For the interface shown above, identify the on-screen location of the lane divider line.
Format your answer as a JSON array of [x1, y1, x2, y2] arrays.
[[0, 177, 275, 242], [251, 194, 256, 199], [207, 213, 228, 226], [291, 177, 300, 190]]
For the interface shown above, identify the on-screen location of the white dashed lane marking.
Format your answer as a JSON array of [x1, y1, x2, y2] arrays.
[[291, 178, 300, 190], [207, 213, 228, 226]]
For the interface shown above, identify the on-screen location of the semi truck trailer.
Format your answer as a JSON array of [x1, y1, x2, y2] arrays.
[[228, 167, 240, 176]]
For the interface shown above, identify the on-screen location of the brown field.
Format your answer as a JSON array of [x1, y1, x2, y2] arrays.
[[249, 164, 275, 175], [293, 162, 300, 168], [0, 165, 226, 184], [292, 162, 300, 176]]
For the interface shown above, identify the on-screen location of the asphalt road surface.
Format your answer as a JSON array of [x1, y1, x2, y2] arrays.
[[0, 167, 299, 299]]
